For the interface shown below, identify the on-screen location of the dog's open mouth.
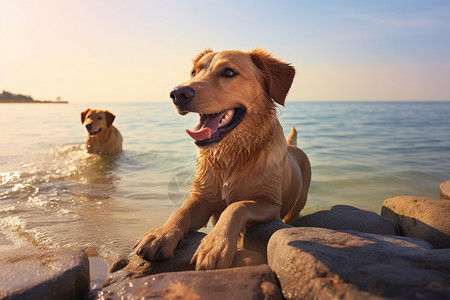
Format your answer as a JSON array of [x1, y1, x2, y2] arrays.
[[186, 108, 246, 146], [89, 128, 102, 136]]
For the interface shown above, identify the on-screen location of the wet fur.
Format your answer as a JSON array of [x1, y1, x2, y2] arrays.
[[134, 49, 311, 270], [81, 108, 123, 155]]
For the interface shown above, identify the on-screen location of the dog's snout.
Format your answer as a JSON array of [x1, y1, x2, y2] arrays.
[[86, 123, 92, 131], [170, 86, 195, 106]]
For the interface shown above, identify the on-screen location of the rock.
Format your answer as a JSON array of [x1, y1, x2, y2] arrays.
[[268, 227, 450, 300], [232, 249, 267, 267], [441, 180, 450, 200], [382, 196, 450, 248], [94, 265, 282, 300], [104, 231, 207, 286], [290, 205, 400, 235], [108, 256, 130, 273], [0, 248, 90, 300], [105, 230, 266, 287], [244, 219, 292, 257]]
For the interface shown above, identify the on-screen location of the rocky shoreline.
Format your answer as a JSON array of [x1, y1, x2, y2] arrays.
[[1, 180, 449, 299]]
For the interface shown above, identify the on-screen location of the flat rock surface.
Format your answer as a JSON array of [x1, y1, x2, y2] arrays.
[[0, 248, 90, 300], [94, 264, 282, 300], [268, 227, 450, 300], [291, 205, 400, 235], [382, 196, 450, 248], [441, 180, 450, 200], [104, 231, 207, 286], [105, 230, 266, 287]]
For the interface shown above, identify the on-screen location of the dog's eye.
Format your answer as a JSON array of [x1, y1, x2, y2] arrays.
[[97, 117, 102, 120], [191, 70, 196, 77], [222, 68, 237, 78]]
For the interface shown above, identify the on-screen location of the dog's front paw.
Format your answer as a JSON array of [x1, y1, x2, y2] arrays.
[[191, 230, 237, 270], [134, 227, 182, 261]]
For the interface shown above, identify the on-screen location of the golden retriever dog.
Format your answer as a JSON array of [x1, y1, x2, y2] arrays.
[[81, 108, 123, 155], [134, 49, 311, 270]]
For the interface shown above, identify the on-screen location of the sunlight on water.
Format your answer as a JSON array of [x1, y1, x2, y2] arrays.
[[0, 103, 199, 263], [0, 101, 449, 265]]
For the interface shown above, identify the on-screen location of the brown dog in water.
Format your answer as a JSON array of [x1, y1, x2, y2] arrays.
[[81, 108, 123, 155], [134, 49, 311, 270]]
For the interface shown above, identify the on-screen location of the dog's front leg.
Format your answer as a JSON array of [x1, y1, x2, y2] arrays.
[[134, 195, 211, 261], [191, 200, 279, 270]]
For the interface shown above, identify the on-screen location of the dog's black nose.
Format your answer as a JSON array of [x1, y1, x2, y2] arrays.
[[86, 124, 92, 131], [170, 86, 195, 106]]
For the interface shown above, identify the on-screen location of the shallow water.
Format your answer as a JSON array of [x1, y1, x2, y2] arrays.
[[0, 101, 449, 262]]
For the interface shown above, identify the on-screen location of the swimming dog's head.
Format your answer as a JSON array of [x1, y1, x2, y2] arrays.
[[170, 49, 295, 148], [81, 108, 115, 136]]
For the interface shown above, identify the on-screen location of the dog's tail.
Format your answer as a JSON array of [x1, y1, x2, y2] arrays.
[[286, 125, 297, 147]]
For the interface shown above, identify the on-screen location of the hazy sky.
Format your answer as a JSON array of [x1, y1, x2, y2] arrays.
[[1, 0, 449, 102]]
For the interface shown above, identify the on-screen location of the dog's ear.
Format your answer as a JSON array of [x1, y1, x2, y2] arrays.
[[250, 49, 295, 106], [193, 49, 213, 65], [81, 109, 90, 124], [105, 111, 116, 127]]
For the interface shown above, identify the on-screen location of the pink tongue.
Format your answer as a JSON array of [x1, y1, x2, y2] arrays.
[[186, 127, 211, 141], [186, 113, 225, 141]]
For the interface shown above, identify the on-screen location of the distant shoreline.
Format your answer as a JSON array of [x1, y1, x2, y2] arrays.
[[0, 100, 68, 104], [0, 90, 68, 103]]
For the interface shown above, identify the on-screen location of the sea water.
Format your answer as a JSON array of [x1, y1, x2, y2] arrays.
[[0, 101, 449, 261]]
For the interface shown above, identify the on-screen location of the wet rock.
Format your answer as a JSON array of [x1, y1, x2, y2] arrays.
[[268, 227, 450, 300], [232, 249, 267, 267], [104, 231, 206, 286], [94, 265, 281, 300], [244, 219, 292, 257], [290, 205, 400, 235], [0, 248, 89, 300], [105, 230, 267, 287], [381, 196, 450, 248], [108, 256, 130, 273], [441, 180, 450, 200], [245, 205, 401, 264]]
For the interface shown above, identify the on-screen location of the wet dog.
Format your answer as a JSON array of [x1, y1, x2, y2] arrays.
[[135, 49, 311, 270], [81, 108, 123, 155]]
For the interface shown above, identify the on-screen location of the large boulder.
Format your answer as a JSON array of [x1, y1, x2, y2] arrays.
[[382, 196, 450, 248], [94, 264, 282, 299], [291, 205, 400, 235], [0, 248, 90, 300], [268, 227, 450, 300], [441, 180, 450, 200]]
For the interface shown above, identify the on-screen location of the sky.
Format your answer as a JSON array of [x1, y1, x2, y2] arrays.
[[1, 0, 450, 103]]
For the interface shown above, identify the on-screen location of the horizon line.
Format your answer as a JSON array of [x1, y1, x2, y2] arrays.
[[65, 99, 450, 103]]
